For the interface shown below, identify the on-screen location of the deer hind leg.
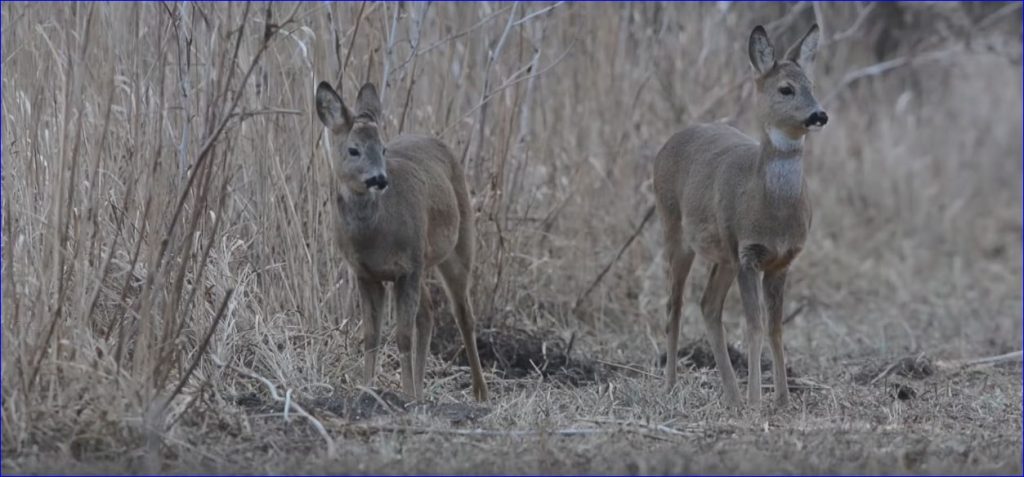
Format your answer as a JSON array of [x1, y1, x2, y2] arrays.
[[764, 269, 790, 406], [659, 206, 700, 393], [700, 263, 742, 407], [413, 281, 434, 399], [438, 256, 488, 402], [662, 217, 695, 391], [357, 278, 386, 387], [394, 271, 423, 398]]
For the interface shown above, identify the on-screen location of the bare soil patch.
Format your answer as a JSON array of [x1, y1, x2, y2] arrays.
[[431, 321, 609, 386]]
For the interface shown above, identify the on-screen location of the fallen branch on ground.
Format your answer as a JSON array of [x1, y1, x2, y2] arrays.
[[935, 351, 1022, 372], [342, 424, 604, 437], [212, 356, 336, 458], [596, 359, 659, 379], [871, 350, 1021, 385], [338, 421, 680, 443]]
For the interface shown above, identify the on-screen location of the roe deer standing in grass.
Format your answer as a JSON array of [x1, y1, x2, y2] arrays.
[[653, 24, 827, 408], [315, 80, 488, 401]]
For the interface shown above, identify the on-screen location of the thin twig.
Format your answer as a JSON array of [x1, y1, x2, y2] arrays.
[[596, 359, 658, 379], [354, 386, 402, 415], [343, 420, 679, 443], [414, 5, 515, 58], [398, 3, 428, 134], [581, 417, 697, 441], [228, 108, 303, 120], [344, 424, 605, 438], [379, 1, 401, 102], [869, 359, 903, 385], [824, 46, 963, 106], [339, 0, 368, 91], [512, 1, 563, 27], [213, 357, 337, 458], [782, 303, 806, 325], [937, 351, 1022, 371], [574, 204, 656, 312], [443, 37, 576, 137], [822, 3, 876, 47], [163, 289, 234, 410]]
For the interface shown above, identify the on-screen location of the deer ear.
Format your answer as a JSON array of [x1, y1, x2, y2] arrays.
[[315, 81, 353, 134], [748, 25, 776, 75], [355, 82, 382, 122], [785, 24, 820, 72]]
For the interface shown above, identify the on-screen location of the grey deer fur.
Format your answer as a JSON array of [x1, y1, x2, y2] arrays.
[[653, 24, 827, 408], [316, 80, 488, 401]]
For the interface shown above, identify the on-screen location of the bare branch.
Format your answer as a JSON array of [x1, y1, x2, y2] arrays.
[[213, 356, 337, 458], [444, 37, 576, 137], [574, 204, 656, 312], [823, 46, 962, 106], [512, 1, 564, 27]]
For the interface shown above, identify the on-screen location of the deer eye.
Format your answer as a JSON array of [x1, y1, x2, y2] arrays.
[[779, 85, 795, 96], [348, 147, 360, 157]]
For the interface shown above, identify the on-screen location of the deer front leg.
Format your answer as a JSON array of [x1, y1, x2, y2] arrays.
[[394, 271, 422, 398], [357, 278, 386, 387], [737, 249, 767, 408], [764, 269, 790, 406], [413, 282, 434, 399]]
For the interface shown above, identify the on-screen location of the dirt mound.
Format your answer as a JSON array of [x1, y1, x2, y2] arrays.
[[889, 382, 917, 401], [657, 338, 798, 379], [888, 355, 936, 379], [430, 322, 607, 386]]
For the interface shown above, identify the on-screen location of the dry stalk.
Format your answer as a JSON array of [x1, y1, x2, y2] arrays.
[[397, 3, 429, 134], [340, 1, 369, 85], [443, 37, 576, 137], [824, 46, 964, 106], [164, 288, 234, 410], [379, 1, 401, 103]]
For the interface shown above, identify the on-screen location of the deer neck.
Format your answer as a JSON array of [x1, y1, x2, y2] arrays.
[[758, 127, 805, 206], [336, 183, 382, 227]]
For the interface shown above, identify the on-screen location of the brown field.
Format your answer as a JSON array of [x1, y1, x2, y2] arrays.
[[2, 2, 1022, 474]]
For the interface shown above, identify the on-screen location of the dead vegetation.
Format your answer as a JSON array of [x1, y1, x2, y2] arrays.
[[2, 2, 1021, 474]]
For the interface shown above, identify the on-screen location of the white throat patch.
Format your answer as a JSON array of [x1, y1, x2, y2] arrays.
[[767, 127, 804, 153], [765, 157, 803, 201]]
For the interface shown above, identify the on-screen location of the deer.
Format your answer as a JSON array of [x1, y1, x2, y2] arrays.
[[315, 80, 488, 402], [652, 24, 827, 408]]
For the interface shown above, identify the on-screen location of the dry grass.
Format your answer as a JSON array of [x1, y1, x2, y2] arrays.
[[2, 2, 1021, 474]]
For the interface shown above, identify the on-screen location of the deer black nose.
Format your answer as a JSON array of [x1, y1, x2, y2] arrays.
[[364, 174, 388, 190], [805, 111, 828, 127]]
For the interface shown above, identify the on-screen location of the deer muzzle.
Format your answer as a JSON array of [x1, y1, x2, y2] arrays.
[[804, 110, 828, 128], [364, 173, 389, 191]]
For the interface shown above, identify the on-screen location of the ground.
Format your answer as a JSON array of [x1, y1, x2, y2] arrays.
[[6, 308, 1021, 475]]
